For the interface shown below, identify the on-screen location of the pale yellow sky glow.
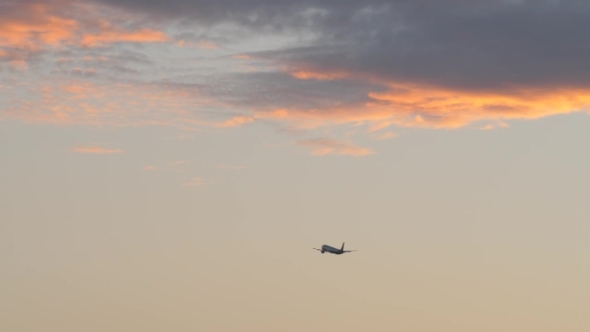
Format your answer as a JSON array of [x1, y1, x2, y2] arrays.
[[1, 1, 590, 332]]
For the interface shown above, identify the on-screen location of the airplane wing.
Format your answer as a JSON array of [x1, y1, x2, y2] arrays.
[[312, 248, 322, 251], [343, 250, 357, 253]]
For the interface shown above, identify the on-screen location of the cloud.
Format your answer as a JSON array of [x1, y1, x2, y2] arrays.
[[0, 1, 171, 67], [216, 115, 255, 128], [176, 39, 218, 49], [141, 166, 156, 170], [87, 0, 590, 130], [182, 177, 203, 187], [80, 24, 169, 48], [1, 80, 223, 128], [297, 138, 375, 156], [247, 69, 590, 130], [232, 54, 251, 60], [0, 3, 78, 51], [479, 122, 509, 131], [4, 0, 590, 156], [72, 146, 122, 154]]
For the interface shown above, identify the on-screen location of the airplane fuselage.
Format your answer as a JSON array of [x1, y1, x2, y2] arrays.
[[321, 245, 343, 254], [313, 242, 354, 254]]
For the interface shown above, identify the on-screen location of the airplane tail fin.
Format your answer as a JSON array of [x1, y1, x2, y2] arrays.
[[341, 242, 345, 251]]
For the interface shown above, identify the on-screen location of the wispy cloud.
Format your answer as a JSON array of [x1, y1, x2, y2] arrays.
[[182, 177, 203, 187], [232, 54, 251, 60], [141, 166, 156, 170], [479, 122, 509, 131], [176, 39, 218, 49], [215, 115, 255, 128], [297, 139, 375, 156], [72, 146, 122, 154], [80, 27, 169, 48]]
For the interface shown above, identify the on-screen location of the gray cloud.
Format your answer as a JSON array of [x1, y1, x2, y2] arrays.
[[89, 0, 590, 91], [197, 71, 383, 111]]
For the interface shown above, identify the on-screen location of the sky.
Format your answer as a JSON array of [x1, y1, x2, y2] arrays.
[[1, 0, 589, 331]]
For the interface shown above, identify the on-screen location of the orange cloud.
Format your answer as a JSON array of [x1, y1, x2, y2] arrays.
[[3, 78, 260, 134], [365, 85, 590, 128], [14, 66, 584, 141], [298, 139, 375, 156], [0, 2, 170, 54], [141, 166, 156, 170], [216, 115, 255, 128], [80, 28, 169, 47], [0, 4, 78, 51], [3, 80, 231, 129], [72, 146, 123, 154], [271, 67, 590, 131], [290, 70, 349, 81], [182, 177, 203, 187]]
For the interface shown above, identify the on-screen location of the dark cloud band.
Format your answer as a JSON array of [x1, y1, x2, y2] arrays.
[[90, 0, 590, 91]]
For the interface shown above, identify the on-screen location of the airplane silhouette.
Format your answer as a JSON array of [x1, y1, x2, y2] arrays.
[[313, 242, 356, 255]]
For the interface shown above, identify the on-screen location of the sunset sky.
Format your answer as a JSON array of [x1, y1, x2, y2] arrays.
[[1, 1, 589, 331]]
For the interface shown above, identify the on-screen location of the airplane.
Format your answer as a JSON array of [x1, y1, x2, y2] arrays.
[[313, 242, 356, 255]]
